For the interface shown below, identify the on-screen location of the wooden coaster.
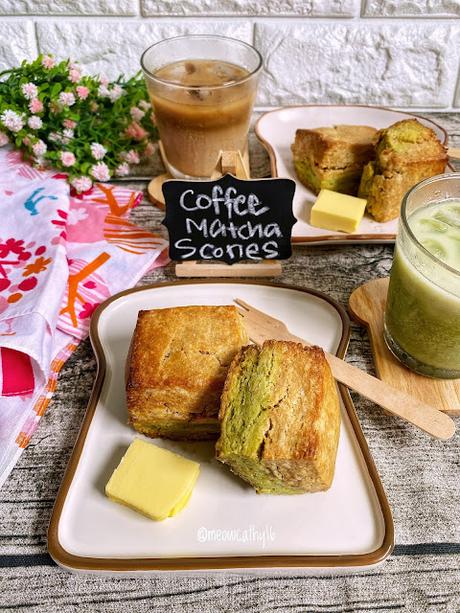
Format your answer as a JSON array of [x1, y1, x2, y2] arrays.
[[147, 172, 171, 209], [349, 277, 460, 415]]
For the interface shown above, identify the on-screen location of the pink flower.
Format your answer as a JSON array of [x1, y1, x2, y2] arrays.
[[60, 151, 76, 167], [125, 122, 147, 141], [63, 119, 77, 129], [58, 91, 76, 107], [125, 149, 140, 165], [1, 110, 24, 133], [90, 142, 106, 160], [62, 128, 74, 143], [69, 69, 81, 83], [139, 100, 151, 111], [143, 142, 156, 157], [130, 106, 145, 121], [108, 84, 123, 102], [49, 132, 62, 143], [23, 136, 31, 146], [0, 132, 9, 146], [71, 176, 93, 193], [90, 162, 110, 182], [32, 140, 47, 156], [115, 162, 130, 177], [29, 98, 44, 114], [76, 85, 89, 100], [100, 76, 109, 87], [98, 84, 110, 98], [42, 55, 55, 69], [21, 82, 38, 100], [27, 116, 42, 129]]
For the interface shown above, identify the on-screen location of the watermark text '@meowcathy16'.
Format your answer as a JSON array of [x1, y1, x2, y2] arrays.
[[197, 525, 276, 549]]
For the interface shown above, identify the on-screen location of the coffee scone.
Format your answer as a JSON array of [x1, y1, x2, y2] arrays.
[[216, 340, 340, 494], [126, 306, 248, 440], [359, 119, 447, 222], [291, 125, 377, 196]]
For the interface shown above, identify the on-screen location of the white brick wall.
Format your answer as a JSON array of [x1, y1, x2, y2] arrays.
[[140, 1, 357, 17], [0, 21, 37, 71], [0, 1, 459, 111], [37, 21, 252, 78], [256, 22, 458, 108], [363, 1, 460, 17]]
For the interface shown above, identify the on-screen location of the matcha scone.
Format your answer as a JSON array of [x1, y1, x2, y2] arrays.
[[216, 340, 340, 494], [358, 119, 447, 222], [291, 125, 377, 196]]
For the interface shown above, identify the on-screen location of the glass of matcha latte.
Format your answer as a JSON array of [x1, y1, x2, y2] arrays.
[[141, 35, 262, 179], [384, 173, 460, 378]]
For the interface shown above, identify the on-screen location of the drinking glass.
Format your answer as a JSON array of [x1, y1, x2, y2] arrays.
[[141, 35, 262, 179], [384, 173, 460, 378]]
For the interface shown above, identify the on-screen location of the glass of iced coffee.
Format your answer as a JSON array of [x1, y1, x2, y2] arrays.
[[141, 35, 262, 178]]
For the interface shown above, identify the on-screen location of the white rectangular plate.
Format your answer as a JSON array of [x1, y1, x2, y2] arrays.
[[255, 105, 448, 245], [48, 281, 393, 574]]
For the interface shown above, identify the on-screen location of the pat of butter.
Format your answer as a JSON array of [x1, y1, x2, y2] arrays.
[[105, 438, 200, 521], [310, 189, 367, 233]]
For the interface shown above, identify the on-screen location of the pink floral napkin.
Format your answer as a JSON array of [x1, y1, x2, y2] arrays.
[[0, 147, 169, 488]]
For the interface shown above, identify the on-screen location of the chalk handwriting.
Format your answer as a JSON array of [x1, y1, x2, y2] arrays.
[[163, 174, 296, 265]]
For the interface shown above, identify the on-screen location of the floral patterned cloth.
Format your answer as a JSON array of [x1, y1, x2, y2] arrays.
[[0, 147, 169, 488]]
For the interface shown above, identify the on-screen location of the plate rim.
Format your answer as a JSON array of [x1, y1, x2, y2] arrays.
[[254, 104, 449, 245], [48, 279, 394, 572]]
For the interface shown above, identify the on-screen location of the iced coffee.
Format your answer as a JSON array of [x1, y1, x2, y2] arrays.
[[141, 36, 262, 178]]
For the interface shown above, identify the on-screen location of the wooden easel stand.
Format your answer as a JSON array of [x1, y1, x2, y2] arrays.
[[148, 147, 283, 278]]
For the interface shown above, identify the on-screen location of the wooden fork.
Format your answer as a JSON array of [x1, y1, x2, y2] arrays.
[[234, 298, 456, 441]]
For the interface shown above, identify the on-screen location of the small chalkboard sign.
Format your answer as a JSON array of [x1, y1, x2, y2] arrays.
[[162, 174, 296, 266]]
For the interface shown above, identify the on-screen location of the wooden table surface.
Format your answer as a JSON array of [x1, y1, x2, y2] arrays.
[[0, 113, 459, 613]]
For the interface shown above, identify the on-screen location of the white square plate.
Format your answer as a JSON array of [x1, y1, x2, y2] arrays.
[[48, 281, 393, 574], [255, 105, 448, 245]]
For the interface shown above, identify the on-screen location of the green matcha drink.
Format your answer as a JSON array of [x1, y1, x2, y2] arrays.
[[384, 174, 460, 378]]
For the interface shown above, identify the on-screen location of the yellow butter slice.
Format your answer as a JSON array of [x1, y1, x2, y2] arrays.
[[310, 189, 367, 234], [105, 438, 200, 521]]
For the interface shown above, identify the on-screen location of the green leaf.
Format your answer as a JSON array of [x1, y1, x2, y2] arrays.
[[50, 82, 62, 97]]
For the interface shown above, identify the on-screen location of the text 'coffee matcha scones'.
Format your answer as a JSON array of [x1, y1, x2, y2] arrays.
[[216, 340, 341, 494], [359, 119, 447, 222], [291, 125, 377, 196]]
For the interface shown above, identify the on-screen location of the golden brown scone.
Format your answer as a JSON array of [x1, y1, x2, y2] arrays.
[[216, 340, 341, 494], [126, 306, 248, 440], [291, 125, 377, 195], [359, 119, 447, 222]]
